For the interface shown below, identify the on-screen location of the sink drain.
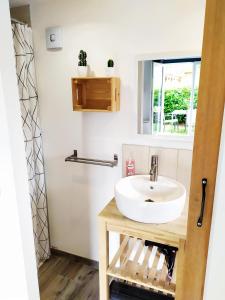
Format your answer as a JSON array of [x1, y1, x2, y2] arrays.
[[145, 199, 154, 203]]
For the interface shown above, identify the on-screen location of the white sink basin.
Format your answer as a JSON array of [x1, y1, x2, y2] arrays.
[[115, 175, 186, 224]]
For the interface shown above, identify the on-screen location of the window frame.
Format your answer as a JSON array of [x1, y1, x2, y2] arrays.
[[137, 52, 201, 144]]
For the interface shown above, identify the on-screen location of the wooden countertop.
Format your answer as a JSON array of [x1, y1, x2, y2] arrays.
[[99, 198, 188, 247]]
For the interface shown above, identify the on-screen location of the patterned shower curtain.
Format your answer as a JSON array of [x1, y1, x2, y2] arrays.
[[12, 23, 50, 265]]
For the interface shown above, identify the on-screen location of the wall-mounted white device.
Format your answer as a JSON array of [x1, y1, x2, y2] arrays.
[[46, 27, 63, 49]]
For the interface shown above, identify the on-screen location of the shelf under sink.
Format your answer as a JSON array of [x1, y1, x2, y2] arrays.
[[107, 236, 176, 297]]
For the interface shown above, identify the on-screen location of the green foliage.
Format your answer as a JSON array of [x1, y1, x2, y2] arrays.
[[193, 89, 198, 109], [154, 88, 198, 123], [107, 59, 114, 68], [78, 50, 87, 66]]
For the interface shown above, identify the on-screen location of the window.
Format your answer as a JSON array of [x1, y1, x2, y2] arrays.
[[138, 58, 201, 136]]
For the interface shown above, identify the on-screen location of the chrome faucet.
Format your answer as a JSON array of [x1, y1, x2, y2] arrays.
[[150, 155, 158, 181]]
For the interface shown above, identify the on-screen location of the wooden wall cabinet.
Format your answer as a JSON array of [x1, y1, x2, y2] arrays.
[[71, 77, 120, 112]]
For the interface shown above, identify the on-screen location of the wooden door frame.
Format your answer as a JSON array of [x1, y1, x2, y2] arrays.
[[182, 0, 225, 299]]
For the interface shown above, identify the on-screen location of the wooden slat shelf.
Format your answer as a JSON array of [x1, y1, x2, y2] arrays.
[[107, 236, 176, 296]]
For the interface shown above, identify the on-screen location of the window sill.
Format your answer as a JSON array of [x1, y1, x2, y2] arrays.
[[130, 133, 194, 150], [151, 133, 194, 142]]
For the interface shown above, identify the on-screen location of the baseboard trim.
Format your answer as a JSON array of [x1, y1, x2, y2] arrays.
[[50, 247, 99, 269]]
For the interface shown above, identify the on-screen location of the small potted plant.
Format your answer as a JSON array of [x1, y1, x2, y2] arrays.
[[77, 50, 88, 77], [106, 59, 115, 76]]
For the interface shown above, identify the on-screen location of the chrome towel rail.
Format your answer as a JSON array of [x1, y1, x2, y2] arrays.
[[65, 150, 118, 168]]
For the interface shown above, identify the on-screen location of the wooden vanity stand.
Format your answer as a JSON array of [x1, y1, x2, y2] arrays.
[[98, 199, 187, 300]]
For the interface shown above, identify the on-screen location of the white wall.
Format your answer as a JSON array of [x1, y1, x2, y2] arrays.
[[30, 0, 205, 260], [0, 0, 39, 299], [204, 109, 225, 299]]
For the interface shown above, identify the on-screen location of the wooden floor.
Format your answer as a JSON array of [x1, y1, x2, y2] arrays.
[[38, 251, 99, 300]]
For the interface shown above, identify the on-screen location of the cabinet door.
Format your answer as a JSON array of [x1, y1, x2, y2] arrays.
[[181, 0, 225, 299]]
